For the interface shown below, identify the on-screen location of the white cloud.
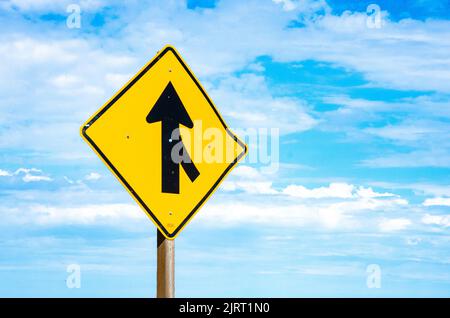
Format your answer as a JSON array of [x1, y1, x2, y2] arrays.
[[273, 0, 298, 11], [0, 1, 446, 235], [423, 197, 450, 207], [273, 0, 329, 13], [356, 187, 395, 199], [31, 203, 143, 225], [209, 73, 317, 133], [361, 149, 450, 168], [405, 237, 422, 246], [368, 182, 450, 198], [222, 180, 279, 194], [361, 120, 450, 168], [289, 264, 361, 277], [222, 165, 279, 194], [283, 182, 354, 199], [232, 166, 264, 179], [197, 191, 409, 230], [85, 172, 101, 181], [49, 74, 81, 88], [14, 168, 41, 174], [282, 182, 398, 200], [221, 166, 281, 194], [1, 203, 144, 226], [111, 1, 450, 92], [1, 1, 449, 166], [379, 218, 412, 232], [0, 35, 137, 161], [421, 214, 450, 227], [318, 95, 450, 168], [197, 201, 350, 229], [0, 0, 103, 12], [0, 0, 63, 11], [0, 169, 12, 176], [0, 177, 410, 232], [22, 174, 52, 182], [224, 168, 405, 204], [365, 124, 445, 142], [63, 176, 75, 184], [197, 180, 408, 231], [0, 38, 78, 66], [321, 95, 450, 129], [13, 167, 52, 182], [104, 73, 132, 88]]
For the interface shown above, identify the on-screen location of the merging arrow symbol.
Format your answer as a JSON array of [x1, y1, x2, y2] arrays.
[[146, 82, 200, 194]]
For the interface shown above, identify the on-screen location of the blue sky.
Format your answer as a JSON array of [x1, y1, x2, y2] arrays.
[[0, 0, 450, 297]]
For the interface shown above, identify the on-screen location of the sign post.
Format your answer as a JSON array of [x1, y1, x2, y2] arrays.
[[157, 229, 174, 298], [80, 45, 247, 297]]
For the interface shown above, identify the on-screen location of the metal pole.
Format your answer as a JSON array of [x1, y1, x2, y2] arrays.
[[156, 229, 174, 298]]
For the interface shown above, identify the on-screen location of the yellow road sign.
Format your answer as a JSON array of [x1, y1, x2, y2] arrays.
[[80, 45, 247, 239]]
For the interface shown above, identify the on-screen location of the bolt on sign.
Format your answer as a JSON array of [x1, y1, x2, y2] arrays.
[[80, 45, 247, 239]]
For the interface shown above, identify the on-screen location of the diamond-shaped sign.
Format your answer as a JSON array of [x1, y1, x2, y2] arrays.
[[80, 45, 247, 239]]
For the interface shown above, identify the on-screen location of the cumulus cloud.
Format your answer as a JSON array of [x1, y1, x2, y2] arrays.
[[221, 165, 279, 194], [355, 187, 396, 199], [197, 191, 409, 230], [204, 167, 410, 230], [0, 169, 12, 176], [211, 168, 411, 232], [224, 166, 404, 207], [222, 181, 279, 195], [85, 172, 102, 181]]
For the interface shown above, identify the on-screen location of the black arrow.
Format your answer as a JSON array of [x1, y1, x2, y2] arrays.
[[146, 82, 200, 194]]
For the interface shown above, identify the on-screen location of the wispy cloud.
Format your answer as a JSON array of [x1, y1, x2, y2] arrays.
[[282, 182, 396, 199], [421, 213, 450, 227], [379, 218, 412, 232], [423, 197, 450, 207], [0, 203, 145, 227]]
